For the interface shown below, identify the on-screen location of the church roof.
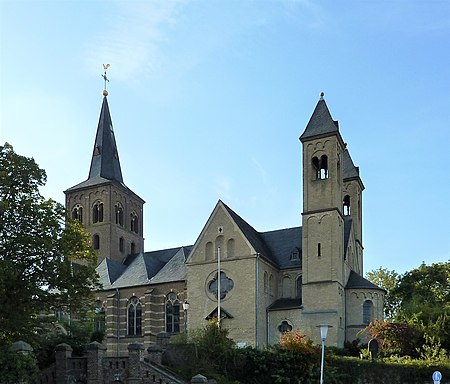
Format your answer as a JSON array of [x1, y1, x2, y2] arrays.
[[221, 201, 302, 269], [88, 96, 123, 183], [346, 270, 384, 291], [268, 298, 303, 311], [300, 95, 340, 142], [97, 246, 192, 289]]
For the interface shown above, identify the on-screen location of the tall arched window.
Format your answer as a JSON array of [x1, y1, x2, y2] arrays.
[[127, 297, 142, 336], [269, 274, 274, 297], [282, 275, 291, 298], [205, 241, 213, 261], [227, 238, 235, 259], [296, 276, 303, 304], [119, 237, 124, 253], [94, 300, 105, 333], [71, 204, 83, 223], [92, 234, 100, 250], [165, 292, 180, 333], [115, 203, 124, 226], [93, 201, 104, 223], [263, 272, 268, 294], [215, 236, 224, 259], [363, 300, 374, 324], [343, 195, 351, 216], [131, 242, 136, 254], [312, 155, 329, 180], [130, 211, 139, 234]]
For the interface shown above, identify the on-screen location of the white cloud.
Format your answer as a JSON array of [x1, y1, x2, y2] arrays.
[[84, 1, 183, 83]]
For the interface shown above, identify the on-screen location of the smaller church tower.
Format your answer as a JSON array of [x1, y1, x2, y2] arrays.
[[299, 93, 349, 346], [65, 86, 145, 264]]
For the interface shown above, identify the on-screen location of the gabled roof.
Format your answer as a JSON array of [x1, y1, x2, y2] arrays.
[[96, 246, 192, 290], [300, 96, 340, 142], [221, 201, 301, 269], [346, 270, 384, 291]]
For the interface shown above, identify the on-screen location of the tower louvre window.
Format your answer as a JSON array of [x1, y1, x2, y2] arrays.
[[71, 204, 83, 223], [130, 211, 139, 234], [115, 203, 124, 226], [318, 243, 321, 257], [343, 195, 351, 216], [93, 201, 104, 223], [312, 155, 329, 180]]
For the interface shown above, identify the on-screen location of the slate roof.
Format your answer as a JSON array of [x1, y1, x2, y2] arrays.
[[300, 96, 340, 142], [97, 246, 192, 290], [268, 298, 303, 311], [342, 149, 360, 180], [343, 217, 353, 258], [221, 201, 301, 269], [346, 270, 384, 291], [65, 96, 140, 196]]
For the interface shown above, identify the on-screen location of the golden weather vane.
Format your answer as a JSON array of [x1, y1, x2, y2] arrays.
[[102, 64, 110, 96]]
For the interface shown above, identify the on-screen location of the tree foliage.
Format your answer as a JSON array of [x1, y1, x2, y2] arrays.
[[0, 143, 99, 346], [366, 267, 400, 318]]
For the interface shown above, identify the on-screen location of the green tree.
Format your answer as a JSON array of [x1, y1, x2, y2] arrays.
[[366, 267, 399, 318], [391, 262, 450, 324], [0, 143, 99, 346]]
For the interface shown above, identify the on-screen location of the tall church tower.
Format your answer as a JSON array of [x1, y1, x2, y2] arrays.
[[299, 93, 361, 346], [64, 89, 145, 264]]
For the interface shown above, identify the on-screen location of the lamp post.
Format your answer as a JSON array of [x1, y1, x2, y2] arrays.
[[317, 324, 332, 384], [182, 300, 190, 332]]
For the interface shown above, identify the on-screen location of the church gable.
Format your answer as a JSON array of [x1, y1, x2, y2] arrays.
[[187, 200, 257, 264]]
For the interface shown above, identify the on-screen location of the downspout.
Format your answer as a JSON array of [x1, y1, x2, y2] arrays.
[[116, 288, 120, 357], [255, 253, 260, 348], [266, 308, 270, 346]]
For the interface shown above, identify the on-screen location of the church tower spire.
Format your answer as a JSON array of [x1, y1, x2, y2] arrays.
[[88, 95, 124, 184], [65, 71, 145, 264]]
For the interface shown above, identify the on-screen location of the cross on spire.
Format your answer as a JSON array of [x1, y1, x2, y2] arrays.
[[102, 64, 110, 96]]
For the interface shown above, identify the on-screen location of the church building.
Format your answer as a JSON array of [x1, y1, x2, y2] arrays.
[[64, 89, 384, 354]]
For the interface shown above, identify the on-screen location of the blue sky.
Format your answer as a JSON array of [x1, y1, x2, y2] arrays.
[[1, 0, 449, 275]]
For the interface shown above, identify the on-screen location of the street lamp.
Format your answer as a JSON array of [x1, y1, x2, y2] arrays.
[[182, 300, 190, 332], [317, 324, 332, 384]]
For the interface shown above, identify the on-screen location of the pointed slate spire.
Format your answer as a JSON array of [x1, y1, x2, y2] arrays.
[[300, 92, 339, 142], [88, 96, 124, 183]]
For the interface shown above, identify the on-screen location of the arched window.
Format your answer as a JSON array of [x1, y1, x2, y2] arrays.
[[282, 275, 291, 298], [131, 242, 136, 254], [227, 238, 235, 258], [71, 204, 83, 223], [127, 297, 142, 336], [343, 195, 351, 216], [205, 242, 213, 261], [269, 274, 274, 297], [263, 272, 268, 294], [296, 276, 302, 304], [130, 211, 139, 234], [94, 300, 105, 333], [312, 155, 329, 180], [115, 203, 124, 226], [92, 234, 100, 250], [363, 300, 374, 324], [165, 292, 180, 333], [119, 237, 124, 253], [215, 236, 224, 259], [93, 201, 104, 223]]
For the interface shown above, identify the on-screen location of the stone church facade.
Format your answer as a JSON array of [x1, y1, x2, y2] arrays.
[[64, 91, 384, 354]]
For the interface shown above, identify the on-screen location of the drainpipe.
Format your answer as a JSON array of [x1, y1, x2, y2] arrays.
[[266, 308, 270, 346], [116, 288, 120, 357], [255, 253, 260, 348]]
